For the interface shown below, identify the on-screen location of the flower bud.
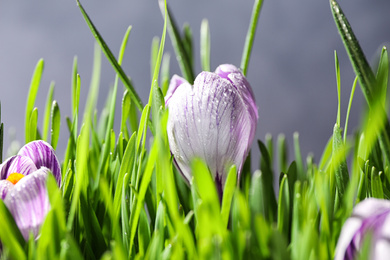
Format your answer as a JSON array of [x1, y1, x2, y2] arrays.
[[165, 64, 258, 197]]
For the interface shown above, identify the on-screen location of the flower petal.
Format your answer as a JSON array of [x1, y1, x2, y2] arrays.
[[335, 198, 390, 260], [0, 155, 38, 180], [3, 167, 51, 241], [0, 180, 14, 200], [165, 74, 188, 105], [167, 70, 257, 192], [215, 64, 258, 120], [18, 140, 61, 186]]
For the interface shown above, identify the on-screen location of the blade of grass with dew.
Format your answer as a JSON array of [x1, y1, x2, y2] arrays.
[[76, 0, 143, 111], [240, 0, 264, 76], [158, 0, 194, 83], [29, 107, 38, 142], [42, 82, 54, 141], [221, 165, 237, 228], [335, 51, 341, 127], [376, 46, 389, 107], [344, 77, 358, 142], [25, 59, 43, 143], [330, 0, 390, 163], [51, 101, 60, 150], [200, 19, 211, 72]]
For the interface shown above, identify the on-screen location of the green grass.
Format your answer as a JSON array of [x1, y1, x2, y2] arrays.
[[0, 0, 389, 259]]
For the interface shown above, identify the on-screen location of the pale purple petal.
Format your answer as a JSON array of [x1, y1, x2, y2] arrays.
[[18, 140, 61, 186], [165, 74, 188, 105], [335, 198, 390, 260], [0, 180, 14, 199], [0, 155, 38, 180], [215, 64, 258, 120], [3, 167, 51, 241], [166, 70, 257, 195]]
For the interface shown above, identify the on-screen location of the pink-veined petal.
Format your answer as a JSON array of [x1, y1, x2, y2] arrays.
[[3, 167, 51, 241], [0, 180, 14, 200], [18, 140, 61, 186], [0, 155, 38, 180]]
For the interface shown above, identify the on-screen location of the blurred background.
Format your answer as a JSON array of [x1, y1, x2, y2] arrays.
[[0, 0, 389, 171]]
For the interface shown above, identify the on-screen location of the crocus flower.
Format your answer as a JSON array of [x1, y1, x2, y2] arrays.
[[0, 140, 61, 240], [165, 64, 258, 197], [335, 198, 390, 260]]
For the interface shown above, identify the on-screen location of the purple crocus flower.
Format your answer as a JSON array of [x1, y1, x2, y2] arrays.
[[335, 198, 390, 260], [0, 140, 61, 240], [165, 64, 258, 197]]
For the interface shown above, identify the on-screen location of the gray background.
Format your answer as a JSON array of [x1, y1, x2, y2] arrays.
[[0, 1, 389, 171]]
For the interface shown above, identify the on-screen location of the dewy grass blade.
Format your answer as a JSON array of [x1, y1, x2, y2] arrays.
[[25, 59, 44, 143], [330, 0, 390, 163], [200, 19, 211, 72], [158, 0, 194, 83], [76, 0, 143, 111], [330, 0, 375, 104], [335, 51, 341, 127], [29, 107, 38, 142], [43, 82, 54, 141], [240, 0, 264, 76], [50, 101, 61, 150], [376, 47, 389, 107]]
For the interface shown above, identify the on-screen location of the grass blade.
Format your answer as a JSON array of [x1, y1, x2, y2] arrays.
[[50, 101, 61, 150], [25, 59, 44, 143], [76, 0, 143, 111], [240, 0, 264, 76], [200, 19, 211, 72], [158, 0, 194, 83]]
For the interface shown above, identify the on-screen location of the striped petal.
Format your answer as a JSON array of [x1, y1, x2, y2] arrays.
[[3, 167, 51, 241], [0, 155, 38, 180], [0, 180, 14, 200], [335, 198, 390, 260], [166, 65, 257, 196], [18, 140, 61, 186]]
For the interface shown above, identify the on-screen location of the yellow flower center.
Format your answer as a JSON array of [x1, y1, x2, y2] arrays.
[[6, 173, 25, 185]]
